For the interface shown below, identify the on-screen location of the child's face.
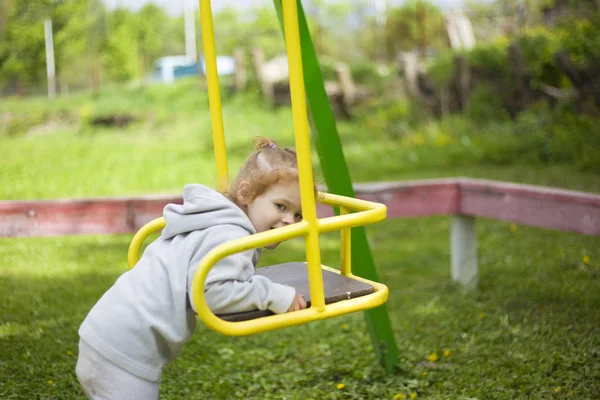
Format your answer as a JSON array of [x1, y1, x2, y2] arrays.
[[245, 180, 302, 249]]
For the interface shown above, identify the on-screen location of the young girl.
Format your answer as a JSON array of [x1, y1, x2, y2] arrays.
[[76, 138, 308, 399]]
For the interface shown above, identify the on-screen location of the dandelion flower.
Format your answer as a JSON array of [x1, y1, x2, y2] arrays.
[[582, 255, 590, 265], [393, 394, 406, 399], [410, 392, 418, 398], [509, 223, 517, 232], [443, 349, 451, 357], [422, 371, 429, 377], [336, 383, 345, 390], [340, 323, 349, 330], [47, 380, 53, 386], [428, 353, 438, 362], [67, 351, 73, 356], [553, 386, 561, 393], [478, 312, 486, 318]]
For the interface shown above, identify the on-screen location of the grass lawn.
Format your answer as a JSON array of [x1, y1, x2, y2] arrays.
[[1, 82, 599, 399]]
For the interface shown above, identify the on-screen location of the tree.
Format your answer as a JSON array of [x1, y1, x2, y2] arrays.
[[54, 0, 106, 90], [384, 0, 446, 57], [134, 4, 167, 74], [0, 0, 13, 40], [99, 9, 141, 81]]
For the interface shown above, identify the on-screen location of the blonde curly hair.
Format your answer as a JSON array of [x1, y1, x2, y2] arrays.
[[223, 137, 315, 208]]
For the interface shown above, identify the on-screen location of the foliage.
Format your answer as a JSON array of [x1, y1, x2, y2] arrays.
[[427, 9, 600, 89], [557, 13, 600, 65], [422, 8, 600, 171], [516, 26, 563, 88], [424, 49, 456, 86], [385, 0, 447, 56], [462, 84, 511, 124], [0, 0, 186, 92], [100, 9, 142, 81], [0, 0, 455, 95], [466, 37, 511, 80]]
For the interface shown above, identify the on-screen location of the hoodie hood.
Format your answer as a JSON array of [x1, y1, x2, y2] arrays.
[[162, 184, 256, 239]]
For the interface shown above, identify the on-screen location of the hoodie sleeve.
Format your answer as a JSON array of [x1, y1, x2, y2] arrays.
[[186, 225, 296, 315]]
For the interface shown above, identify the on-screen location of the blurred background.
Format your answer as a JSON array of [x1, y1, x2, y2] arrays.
[[1, 0, 599, 187]]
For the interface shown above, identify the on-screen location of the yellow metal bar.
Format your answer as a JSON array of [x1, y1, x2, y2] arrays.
[[199, 0, 229, 191], [317, 193, 387, 233], [128, 192, 388, 336], [127, 217, 166, 268], [318, 192, 385, 211], [126, 194, 386, 269], [340, 206, 351, 276], [282, 0, 325, 311], [191, 222, 388, 336]]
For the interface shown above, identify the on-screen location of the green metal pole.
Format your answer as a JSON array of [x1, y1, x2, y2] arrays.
[[273, 0, 400, 372]]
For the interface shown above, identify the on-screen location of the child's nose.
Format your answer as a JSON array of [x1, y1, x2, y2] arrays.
[[282, 213, 294, 225]]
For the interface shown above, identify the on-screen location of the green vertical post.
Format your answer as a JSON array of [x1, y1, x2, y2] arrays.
[[273, 0, 400, 372]]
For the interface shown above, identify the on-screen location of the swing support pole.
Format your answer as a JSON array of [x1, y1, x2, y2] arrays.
[[273, 0, 400, 372], [200, 0, 229, 191]]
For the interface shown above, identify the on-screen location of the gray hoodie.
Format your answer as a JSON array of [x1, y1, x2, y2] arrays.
[[78, 184, 296, 382]]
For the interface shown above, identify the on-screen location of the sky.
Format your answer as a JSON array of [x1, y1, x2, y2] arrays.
[[102, 0, 466, 16]]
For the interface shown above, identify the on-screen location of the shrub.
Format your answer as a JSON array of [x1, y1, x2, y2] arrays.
[[463, 85, 511, 124]]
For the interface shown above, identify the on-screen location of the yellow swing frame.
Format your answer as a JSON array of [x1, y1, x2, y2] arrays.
[[127, 0, 389, 337]]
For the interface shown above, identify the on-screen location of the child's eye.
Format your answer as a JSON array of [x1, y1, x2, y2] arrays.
[[275, 203, 286, 211], [294, 213, 302, 221]]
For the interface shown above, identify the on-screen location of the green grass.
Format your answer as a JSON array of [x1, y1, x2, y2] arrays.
[[1, 81, 600, 398]]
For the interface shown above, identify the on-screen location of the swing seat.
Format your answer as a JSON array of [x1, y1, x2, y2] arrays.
[[217, 262, 374, 322], [128, 191, 389, 337]]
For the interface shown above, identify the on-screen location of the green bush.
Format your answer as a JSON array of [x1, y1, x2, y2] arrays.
[[558, 14, 600, 65], [0, 108, 47, 136], [355, 97, 427, 139], [425, 49, 456, 86], [517, 26, 563, 88], [468, 102, 600, 171], [463, 85, 511, 124], [349, 61, 393, 92], [465, 38, 511, 79]]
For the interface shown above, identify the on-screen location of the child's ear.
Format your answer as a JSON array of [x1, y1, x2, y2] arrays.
[[237, 181, 252, 206]]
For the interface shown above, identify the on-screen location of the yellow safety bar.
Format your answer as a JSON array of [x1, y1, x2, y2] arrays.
[[127, 0, 389, 336], [128, 193, 388, 336]]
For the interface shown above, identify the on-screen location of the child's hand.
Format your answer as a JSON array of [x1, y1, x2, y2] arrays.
[[287, 293, 307, 312]]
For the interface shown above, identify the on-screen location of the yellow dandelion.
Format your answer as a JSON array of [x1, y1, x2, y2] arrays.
[[443, 349, 451, 357], [336, 383, 345, 390], [427, 353, 438, 362], [410, 393, 418, 398], [340, 323, 349, 330], [393, 394, 406, 400], [509, 223, 517, 232], [582, 255, 590, 265], [422, 371, 429, 377], [67, 351, 73, 356], [478, 312, 486, 318], [47, 380, 53, 386], [553, 386, 561, 393]]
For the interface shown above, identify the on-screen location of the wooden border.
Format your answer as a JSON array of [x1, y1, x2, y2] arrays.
[[458, 178, 600, 236], [1, 178, 598, 237]]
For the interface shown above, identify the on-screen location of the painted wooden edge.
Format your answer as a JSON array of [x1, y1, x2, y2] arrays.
[[459, 178, 600, 207], [1, 178, 599, 237], [459, 180, 600, 236]]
